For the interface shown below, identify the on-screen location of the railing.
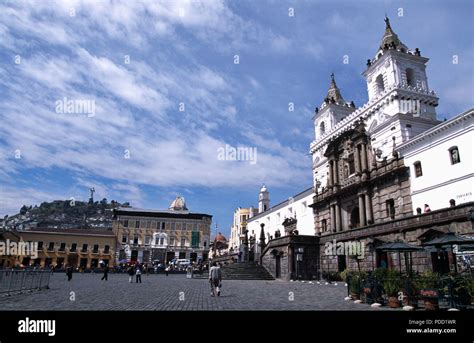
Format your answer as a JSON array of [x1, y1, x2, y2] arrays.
[[0, 270, 51, 296], [211, 253, 239, 263]]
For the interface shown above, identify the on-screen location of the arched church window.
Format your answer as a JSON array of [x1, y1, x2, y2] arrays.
[[375, 74, 385, 94], [320, 121, 326, 136], [406, 68, 415, 87]]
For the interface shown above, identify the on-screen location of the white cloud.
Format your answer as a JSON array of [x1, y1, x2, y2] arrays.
[[0, 186, 69, 216], [303, 43, 325, 60], [0, 0, 315, 216]]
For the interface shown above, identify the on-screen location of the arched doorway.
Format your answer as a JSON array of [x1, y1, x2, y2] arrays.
[[350, 207, 360, 228]]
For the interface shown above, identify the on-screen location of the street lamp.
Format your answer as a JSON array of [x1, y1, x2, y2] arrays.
[[296, 247, 304, 280]]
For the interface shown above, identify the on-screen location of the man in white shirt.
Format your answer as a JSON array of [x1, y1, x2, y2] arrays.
[[209, 262, 222, 297]]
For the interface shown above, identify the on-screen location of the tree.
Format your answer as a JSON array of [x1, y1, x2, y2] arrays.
[[19, 205, 28, 215]]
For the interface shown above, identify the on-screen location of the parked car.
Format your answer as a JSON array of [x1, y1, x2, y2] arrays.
[[176, 259, 191, 266]]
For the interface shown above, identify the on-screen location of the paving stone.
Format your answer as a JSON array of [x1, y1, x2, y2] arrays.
[[0, 273, 393, 311]]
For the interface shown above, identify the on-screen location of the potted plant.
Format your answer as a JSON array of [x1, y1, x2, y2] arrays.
[[383, 269, 402, 308], [340, 268, 349, 283], [360, 278, 373, 304], [415, 271, 439, 311], [452, 276, 472, 307], [349, 271, 366, 300]]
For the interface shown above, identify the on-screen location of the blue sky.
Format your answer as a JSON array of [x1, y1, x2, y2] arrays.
[[0, 0, 473, 237]]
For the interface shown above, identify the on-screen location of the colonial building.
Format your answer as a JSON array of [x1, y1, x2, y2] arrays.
[[229, 207, 258, 252], [112, 196, 212, 264], [309, 17, 473, 275], [311, 17, 439, 193], [254, 16, 473, 279], [1, 228, 116, 269], [247, 186, 315, 239], [398, 109, 474, 213]]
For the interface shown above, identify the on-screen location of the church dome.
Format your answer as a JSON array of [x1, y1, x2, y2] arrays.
[[260, 184, 268, 193], [214, 232, 227, 242], [169, 196, 188, 211]]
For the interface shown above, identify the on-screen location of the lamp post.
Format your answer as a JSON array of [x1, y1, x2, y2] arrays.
[[296, 247, 304, 280]]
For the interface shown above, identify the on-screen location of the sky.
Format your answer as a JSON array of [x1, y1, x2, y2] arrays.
[[0, 0, 473, 238]]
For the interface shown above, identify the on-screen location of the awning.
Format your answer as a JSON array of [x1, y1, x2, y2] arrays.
[[375, 241, 423, 252]]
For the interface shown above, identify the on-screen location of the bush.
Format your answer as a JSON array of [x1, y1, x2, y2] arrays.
[[340, 268, 349, 282], [415, 270, 438, 290], [373, 267, 388, 280], [349, 271, 367, 295], [382, 269, 402, 296]]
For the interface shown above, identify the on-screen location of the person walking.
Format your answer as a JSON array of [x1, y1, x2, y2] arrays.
[[66, 265, 73, 282], [135, 264, 142, 283], [165, 265, 169, 276], [209, 262, 222, 297], [127, 265, 134, 283], [101, 265, 109, 281]]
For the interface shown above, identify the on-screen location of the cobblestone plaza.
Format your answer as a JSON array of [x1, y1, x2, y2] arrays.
[[0, 273, 391, 311]]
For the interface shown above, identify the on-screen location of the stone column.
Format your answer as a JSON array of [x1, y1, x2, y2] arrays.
[[330, 205, 336, 232], [361, 143, 368, 171], [333, 159, 339, 185], [354, 145, 361, 173], [328, 161, 333, 186], [365, 194, 373, 225], [335, 202, 342, 232], [358, 195, 366, 226]]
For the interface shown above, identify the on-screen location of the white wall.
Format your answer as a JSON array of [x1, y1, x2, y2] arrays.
[[247, 190, 315, 239], [399, 111, 474, 213]]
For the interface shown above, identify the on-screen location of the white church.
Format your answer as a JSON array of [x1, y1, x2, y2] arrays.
[[245, 16, 473, 247]]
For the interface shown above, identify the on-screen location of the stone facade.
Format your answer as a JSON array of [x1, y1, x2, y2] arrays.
[[260, 235, 319, 280], [319, 201, 473, 274], [312, 120, 413, 236]]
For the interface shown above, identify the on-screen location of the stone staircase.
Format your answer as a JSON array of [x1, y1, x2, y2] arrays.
[[196, 262, 274, 280]]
